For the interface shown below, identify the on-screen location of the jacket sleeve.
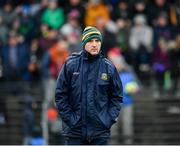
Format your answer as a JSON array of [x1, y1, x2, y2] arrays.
[[55, 61, 73, 127], [108, 66, 123, 122]]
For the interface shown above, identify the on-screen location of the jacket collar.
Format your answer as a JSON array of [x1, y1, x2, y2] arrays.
[[82, 49, 102, 61]]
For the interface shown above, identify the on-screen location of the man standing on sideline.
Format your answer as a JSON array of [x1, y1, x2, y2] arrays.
[[55, 26, 123, 145]]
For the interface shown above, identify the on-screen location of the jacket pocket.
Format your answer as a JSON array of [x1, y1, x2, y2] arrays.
[[99, 111, 114, 129], [69, 111, 81, 129], [62, 113, 81, 137], [97, 79, 109, 95], [93, 108, 114, 130]]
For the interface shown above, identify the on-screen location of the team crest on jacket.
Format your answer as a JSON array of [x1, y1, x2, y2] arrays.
[[101, 73, 108, 81]]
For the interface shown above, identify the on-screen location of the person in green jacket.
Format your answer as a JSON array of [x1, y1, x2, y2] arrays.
[[41, 0, 65, 29]]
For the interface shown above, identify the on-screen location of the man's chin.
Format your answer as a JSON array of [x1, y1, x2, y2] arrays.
[[90, 53, 98, 56], [90, 51, 99, 56]]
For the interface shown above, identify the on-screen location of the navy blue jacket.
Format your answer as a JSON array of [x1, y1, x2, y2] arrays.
[[55, 50, 123, 140]]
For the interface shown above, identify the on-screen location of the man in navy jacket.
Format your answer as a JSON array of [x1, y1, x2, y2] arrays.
[[55, 26, 123, 145]]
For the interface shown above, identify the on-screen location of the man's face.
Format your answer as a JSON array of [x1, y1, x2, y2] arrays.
[[84, 38, 101, 55]]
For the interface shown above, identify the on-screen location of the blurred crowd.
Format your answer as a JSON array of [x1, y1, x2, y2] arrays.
[[0, 0, 180, 144], [0, 0, 179, 92], [0, 0, 180, 96]]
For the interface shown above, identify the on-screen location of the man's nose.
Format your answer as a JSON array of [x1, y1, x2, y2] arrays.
[[92, 40, 97, 46]]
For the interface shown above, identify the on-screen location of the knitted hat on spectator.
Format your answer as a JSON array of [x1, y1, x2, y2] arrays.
[[82, 26, 102, 47]]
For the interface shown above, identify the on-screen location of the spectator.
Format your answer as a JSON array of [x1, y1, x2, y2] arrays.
[[108, 48, 140, 144], [17, 5, 37, 43], [38, 25, 58, 53], [110, 0, 130, 21], [41, 0, 65, 29], [153, 12, 172, 47], [134, 44, 152, 86], [42, 36, 70, 80], [32, 0, 49, 30], [1, 31, 30, 81], [64, 0, 85, 28], [147, 0, 170, 26], [130, 0, 148, 20], [0, 3, 18, 27], [115, 17, 131, 59], [42, 36, 69, 103], [129, 14, 153, 53], [84, 0, 110, 26], [61, 10, 82, 53], [152, 37, 171, 96]]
